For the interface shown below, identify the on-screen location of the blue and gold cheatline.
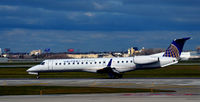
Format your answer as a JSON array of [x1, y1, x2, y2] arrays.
[[163, 37, 190, 59]]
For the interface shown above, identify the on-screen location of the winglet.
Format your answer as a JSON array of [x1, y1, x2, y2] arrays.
[[107, 59, 112, 67]]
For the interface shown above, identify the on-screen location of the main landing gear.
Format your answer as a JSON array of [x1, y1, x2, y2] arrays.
[[97, 68, 123, 79], [108, 73, 123, 79]]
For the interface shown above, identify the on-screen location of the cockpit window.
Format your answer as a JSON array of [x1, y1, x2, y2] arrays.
[[40, 62, 45, 65]]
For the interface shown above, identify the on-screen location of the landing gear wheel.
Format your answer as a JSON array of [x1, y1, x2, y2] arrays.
[[36, 76, 40, 79], [118, 74, 123, 78]]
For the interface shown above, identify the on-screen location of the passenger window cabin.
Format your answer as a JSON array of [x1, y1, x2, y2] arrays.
[[54, 60, 132, 66]]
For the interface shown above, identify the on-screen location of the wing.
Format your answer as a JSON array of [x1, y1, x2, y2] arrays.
[[97, 59, 122, 78]]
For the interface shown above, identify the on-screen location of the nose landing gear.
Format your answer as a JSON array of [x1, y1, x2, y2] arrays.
[[36, 73, 40, 79], [36, 75, 40, 79]]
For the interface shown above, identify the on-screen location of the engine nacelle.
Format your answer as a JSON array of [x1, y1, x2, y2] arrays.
[[133, 56, 159, 65]]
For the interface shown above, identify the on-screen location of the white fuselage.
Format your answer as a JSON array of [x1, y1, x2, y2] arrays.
[[26, 37, 190, 78], [27, 56, 178, 75]]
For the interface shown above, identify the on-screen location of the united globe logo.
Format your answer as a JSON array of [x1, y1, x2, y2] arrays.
[[163, 44, 179, 58]]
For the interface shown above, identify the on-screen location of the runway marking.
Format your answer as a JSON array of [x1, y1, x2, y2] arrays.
[[90, 82, 97, 86], [122, 93, 200, 96], [20, 83, 49, 86], [89, 83, 136, 87], [3, 81, 7, 86], [89, 82, 195, 89], [151, 85, 196, 89], [151, 82, 154, 92]]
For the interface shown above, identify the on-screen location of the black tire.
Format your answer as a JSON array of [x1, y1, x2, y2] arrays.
[[118, 74, 123, 78]]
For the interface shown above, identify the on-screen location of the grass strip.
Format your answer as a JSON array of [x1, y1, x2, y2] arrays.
[[0, 86, 175, 95], [0, 65, 200, 78]]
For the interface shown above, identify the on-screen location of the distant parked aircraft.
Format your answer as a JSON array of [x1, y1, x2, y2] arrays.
[[27, 37, 190, 79]]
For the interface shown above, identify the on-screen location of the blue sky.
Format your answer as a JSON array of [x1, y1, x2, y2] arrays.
[[0, 0, 199, 52]]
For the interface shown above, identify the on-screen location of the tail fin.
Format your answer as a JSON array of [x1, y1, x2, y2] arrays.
[[163, 37, 190, 59]]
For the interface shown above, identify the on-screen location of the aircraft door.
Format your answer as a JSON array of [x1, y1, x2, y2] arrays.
[[48, 60, 53, 70]]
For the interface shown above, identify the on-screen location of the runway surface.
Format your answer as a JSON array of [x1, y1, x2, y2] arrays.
[[1, 93, 200, 102], [1, 78, 200, 102]]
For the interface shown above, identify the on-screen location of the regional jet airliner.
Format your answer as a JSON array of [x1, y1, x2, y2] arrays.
[[27, 37, 190, 79]]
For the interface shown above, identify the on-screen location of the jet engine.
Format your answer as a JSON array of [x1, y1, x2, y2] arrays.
[[133, 56, 159, 65]]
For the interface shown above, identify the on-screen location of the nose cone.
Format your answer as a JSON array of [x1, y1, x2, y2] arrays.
[[27, 66, 40, 75], [27, 66, 38, 72], [27, 68, 32, 72]]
